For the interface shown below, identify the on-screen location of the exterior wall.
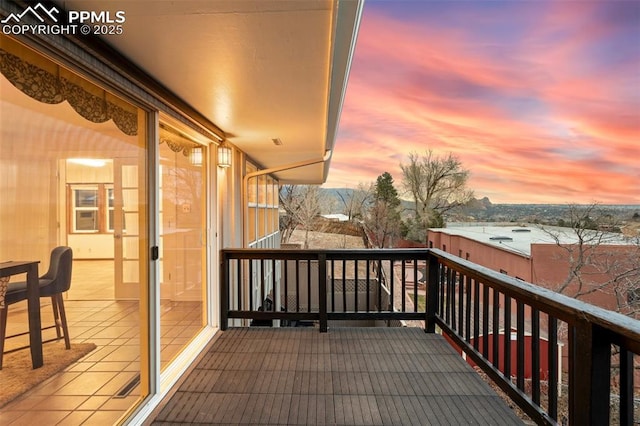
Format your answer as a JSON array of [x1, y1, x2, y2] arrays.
[[429, 229, 638, 316], [531, 243, 637, 312], [219, 145, 244, 250], [428, 230, 532, 280]]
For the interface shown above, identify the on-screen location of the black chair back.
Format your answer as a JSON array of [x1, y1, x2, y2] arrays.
[[42, 246, 73, 294]]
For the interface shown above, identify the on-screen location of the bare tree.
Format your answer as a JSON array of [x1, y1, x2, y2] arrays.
[[279, 185, 325, 248], [541, 204, 640, 319], [336, 183, 372, 221], [364, 201, 402, 248], [400, 150, 473, 241]]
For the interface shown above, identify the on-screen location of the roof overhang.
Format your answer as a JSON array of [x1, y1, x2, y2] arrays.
[[56, 0, 363, 183]]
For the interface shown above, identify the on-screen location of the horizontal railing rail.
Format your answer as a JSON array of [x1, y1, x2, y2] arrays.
[[221, 248, 431, 332], [220, 247, 639, 425]]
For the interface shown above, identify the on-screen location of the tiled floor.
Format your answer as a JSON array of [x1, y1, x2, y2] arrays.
[[1, 296, 202, 425], [0, 299, 142, 425]]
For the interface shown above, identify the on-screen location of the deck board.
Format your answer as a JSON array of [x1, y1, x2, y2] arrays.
[[152, 327, 523, 425]]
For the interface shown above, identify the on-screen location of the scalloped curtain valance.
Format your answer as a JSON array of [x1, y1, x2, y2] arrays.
[[0, 43, 137, 136]]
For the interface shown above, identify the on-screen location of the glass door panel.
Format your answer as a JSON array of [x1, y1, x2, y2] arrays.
[[158, 126, 207, 368]]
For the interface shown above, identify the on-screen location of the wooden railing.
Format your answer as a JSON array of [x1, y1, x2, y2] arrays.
[[220, 248, 639, 425]]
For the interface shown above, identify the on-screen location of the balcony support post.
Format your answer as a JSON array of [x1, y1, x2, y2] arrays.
[[318, 253, 328, 332], [425, 252, 439, 333], [569, 321, 611, 425]]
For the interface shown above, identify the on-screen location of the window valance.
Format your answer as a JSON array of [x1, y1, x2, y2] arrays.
[[0, 37, 138, 136]]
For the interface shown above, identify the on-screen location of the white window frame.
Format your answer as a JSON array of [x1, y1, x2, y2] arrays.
[[71, 185, 100, 233]]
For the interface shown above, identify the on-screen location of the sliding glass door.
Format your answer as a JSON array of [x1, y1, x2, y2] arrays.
[[158, 125, 208, 368]]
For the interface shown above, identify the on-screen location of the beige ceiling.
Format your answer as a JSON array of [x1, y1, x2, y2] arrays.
[[57, 0, 363, 183]]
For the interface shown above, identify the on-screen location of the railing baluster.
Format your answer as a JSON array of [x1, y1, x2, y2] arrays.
[[516, 302, 524, 390], [295, 259, 300, 313], [439, 265, 446, 315], [342, 259, 347, 312], [401, 259, 406, 313], [413, 258, 418, 313], [284, 259, 289, 312], [307, 259, 311, 312], [445, 268, 452, 327], [260, 259, 265, 310], [354, 260, 359, 313], [377, 260, 382, 312], [249, 259, 253, 312], [449, 268, 458, 332], [458, 272, 464, 337], [465, 275, 471, 341], [531, 308, 540, 405], [237, 258, 242, 311], [331, 260, 335, 312], [473, 278, 479, 351], [366, 259, 370, 312], [492, 288, 500, 369], [272, 258, 276, 312], [482, 283, 489, 359], [318, 253, 327, 332], [504, 295, 511, 381], [548, 316, 558, 421], [389, 259, 394, 311]]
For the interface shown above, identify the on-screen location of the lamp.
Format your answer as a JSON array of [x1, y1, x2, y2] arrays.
[[217, 144, 232, 168], [189, 146, 203, 166]]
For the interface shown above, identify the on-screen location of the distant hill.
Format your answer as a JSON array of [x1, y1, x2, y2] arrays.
[[321, 187, 488, 215], [320, 188, 640, 226]]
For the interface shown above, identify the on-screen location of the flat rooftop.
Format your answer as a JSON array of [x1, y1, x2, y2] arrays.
[[429, 223, 630, 257]]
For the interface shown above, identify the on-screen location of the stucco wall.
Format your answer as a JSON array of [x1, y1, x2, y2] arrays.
[[531, 243, 636, 312], [428, 230, 532, 280]]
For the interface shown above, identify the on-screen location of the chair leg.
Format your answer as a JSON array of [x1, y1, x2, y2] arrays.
[[0, 305, 7, 369], [52, 296, 62, 339], [55, 294, 71, 349]]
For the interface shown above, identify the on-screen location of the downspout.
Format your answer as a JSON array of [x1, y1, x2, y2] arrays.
[[242, 149, 332, 247]]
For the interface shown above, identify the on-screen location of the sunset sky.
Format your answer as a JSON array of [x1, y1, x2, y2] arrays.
[[325, 0, 640, 204]]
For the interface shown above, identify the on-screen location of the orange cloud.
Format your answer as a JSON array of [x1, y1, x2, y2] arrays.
[[326, 2, 640, 204]]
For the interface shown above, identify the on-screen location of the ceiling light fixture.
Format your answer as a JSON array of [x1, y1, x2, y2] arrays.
[[67, 158, 108, 167]]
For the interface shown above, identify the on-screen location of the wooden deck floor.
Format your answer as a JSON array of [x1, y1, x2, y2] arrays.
[[151, 327, 523, 425]]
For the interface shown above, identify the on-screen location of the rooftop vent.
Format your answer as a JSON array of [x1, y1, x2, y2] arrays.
[[512, 228, 531, 233], [490, 236, 513, 242]]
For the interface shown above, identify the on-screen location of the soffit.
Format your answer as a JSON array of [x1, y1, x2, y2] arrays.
[[55, 0, 360, 183]]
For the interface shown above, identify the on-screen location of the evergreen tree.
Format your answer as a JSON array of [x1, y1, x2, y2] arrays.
[[365, 172, 402, 248], [375, 172, 401, 209]]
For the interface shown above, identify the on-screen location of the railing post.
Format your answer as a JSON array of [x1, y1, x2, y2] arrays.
[[220, 251, 228, 331], [569, 321, 611, 425], [425, 251, 439, 333], [318, 253, 328, 332]]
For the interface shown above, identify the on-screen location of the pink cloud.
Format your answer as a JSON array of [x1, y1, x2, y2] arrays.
[[327, 3, 640, 204]]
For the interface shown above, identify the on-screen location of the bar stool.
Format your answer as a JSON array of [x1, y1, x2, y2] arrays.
[[0, 247, 73, 369]]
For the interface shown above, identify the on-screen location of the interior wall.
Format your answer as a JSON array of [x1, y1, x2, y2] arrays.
[[0, 157, 58, 266]]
